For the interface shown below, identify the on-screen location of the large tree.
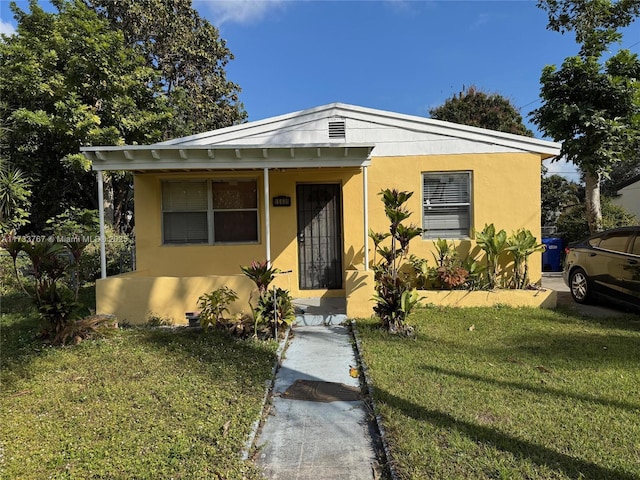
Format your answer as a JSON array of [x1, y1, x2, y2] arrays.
[[429, 85, 533, 136], [532, 0, 640, 233], [1, 0, 172, 231], [541, 171, 582, 227], [85, 0, 247, 138]]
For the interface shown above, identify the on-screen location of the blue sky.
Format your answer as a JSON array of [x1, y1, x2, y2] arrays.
[[2, 0, 639, 181]]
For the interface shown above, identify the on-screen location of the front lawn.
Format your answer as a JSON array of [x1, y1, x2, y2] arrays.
[[357, 306, 640, 480], [1, 300, 277, 479]]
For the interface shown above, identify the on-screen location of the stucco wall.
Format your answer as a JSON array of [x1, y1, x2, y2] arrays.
[[611, 180, 640, 219], [134, 168, 363, 298], [112, 151, 543, 321], [367, 152, 543, 283]]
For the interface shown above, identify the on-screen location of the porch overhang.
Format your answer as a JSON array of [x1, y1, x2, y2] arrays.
[[82, 143, 374, 171]]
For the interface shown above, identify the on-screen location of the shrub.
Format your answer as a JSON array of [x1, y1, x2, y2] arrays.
[[556, 199, 638, 244], [369, 189, 422, 333], [197, 287, 239, 330]]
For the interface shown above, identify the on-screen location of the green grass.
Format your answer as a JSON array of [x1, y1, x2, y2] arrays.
[[357, 306, 640, 480], [1, 289, 277, 479]]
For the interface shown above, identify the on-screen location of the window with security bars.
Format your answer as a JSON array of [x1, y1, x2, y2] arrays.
[[422, 172, 471, 239], [162, 179, 258, 244]]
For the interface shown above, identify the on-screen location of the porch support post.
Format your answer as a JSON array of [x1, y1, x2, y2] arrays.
[[363, 166, 369, 271], [263, 167, 271, 266], [97, 170, 107, 279]]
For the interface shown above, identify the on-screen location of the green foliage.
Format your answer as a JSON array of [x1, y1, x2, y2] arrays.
[[86, 0, 247, 138], [537, 0, 640, 58], [197, 286, 239, 330], [505, 229, 546, 289], [241, 261, 293, 339], [251, 287, 295, 338], [541, 173, 582, 226], [241, 260, 280, 296], [1, 0, 172, 230], [145, 312, 174, 327], [370, 189, 422, 332], [407, 254, 431, 289], [475, 224, 508, 289], [1, 236, 83, 336], [430, 85, 534, 136], [0, 161, 31, 233], [532, 1, 640, 233], [556, 198, 638, 243]]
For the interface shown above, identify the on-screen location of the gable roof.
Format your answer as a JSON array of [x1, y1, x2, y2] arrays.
[[83, 102, 561, 171], [157, 102, 561, 157], [616, 172, 640, 191]]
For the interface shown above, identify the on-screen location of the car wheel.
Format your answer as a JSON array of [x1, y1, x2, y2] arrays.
[[569, 268, 591, 304]]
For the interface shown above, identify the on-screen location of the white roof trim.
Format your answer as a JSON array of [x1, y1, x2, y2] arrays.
[[82, 143, 374, 171]]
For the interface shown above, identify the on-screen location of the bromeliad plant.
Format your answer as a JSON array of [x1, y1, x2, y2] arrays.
[[370, 189, 423, 333], [242, 260, 293, 339]]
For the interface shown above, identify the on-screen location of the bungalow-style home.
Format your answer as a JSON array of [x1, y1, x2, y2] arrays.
[[81, 103, 561, 324], [611, 173, 640, 219]]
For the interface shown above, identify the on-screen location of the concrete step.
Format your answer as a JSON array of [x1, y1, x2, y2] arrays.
[[293, 297, 347, 326]]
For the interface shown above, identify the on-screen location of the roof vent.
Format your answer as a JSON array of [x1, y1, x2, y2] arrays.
[[328, 118, 346, 139]]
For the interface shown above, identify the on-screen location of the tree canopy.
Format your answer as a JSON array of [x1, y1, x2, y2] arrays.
[[1, 0, 247, 232], [429, 85, 533, 136], [541, 172, 582, 227], [85, 0, 247, 138], [532, 0, 640, 233], [1, 0, 172, 231]]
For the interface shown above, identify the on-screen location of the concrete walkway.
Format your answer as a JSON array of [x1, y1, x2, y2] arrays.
[[255, 325, 380, 479]]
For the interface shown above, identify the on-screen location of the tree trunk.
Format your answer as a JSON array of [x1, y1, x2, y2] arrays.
[[584, 170, 602, 233]]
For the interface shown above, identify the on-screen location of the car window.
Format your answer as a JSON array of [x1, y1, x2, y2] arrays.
[[631, 235, 640, 256], [597, 232, 631, 253], [587, 236, 602, 247]]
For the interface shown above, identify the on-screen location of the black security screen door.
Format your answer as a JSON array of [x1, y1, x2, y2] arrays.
[[296, 184, 343, 289]]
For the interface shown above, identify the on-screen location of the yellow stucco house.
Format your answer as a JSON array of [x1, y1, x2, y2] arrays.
[[82, 103, 561, 324]]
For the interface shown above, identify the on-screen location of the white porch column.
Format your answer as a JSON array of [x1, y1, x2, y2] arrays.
[[263, 168, 271, 266], [97, 171, 107, 279], [363, 165, 369, 271]]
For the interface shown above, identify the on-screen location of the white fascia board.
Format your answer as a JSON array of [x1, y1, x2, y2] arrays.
[[82, 143, 373, 171]]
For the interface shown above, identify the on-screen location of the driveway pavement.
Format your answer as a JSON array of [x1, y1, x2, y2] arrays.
[[541, 273, 636, 318]]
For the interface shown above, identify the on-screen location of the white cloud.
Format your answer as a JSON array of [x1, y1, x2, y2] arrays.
[[0, 19, 16, 36], [196, 0, 287, 26]]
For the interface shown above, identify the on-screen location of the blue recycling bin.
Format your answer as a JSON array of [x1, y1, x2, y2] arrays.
[[542, 237, 564, 272]]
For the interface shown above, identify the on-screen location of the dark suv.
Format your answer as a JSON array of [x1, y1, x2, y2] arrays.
[[563, 226, 640, 309]]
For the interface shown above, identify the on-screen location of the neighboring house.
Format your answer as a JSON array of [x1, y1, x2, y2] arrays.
[[611, 173, 640, 219], [81, 103, 561, 323]]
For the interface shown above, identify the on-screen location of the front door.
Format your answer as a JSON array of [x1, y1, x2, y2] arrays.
[[296, 184, 343, 289]]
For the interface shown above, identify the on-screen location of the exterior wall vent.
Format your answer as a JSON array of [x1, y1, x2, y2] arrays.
[[328, 118, 346, 139]]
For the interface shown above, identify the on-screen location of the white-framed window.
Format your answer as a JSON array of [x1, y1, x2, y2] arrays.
[[162, 179, 258, 245], [422, 171, 472, 239]]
